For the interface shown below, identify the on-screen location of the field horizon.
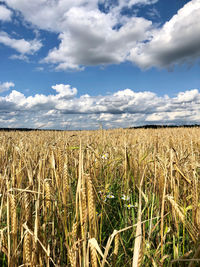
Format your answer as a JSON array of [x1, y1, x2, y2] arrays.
[[1, 124, 200, 132]]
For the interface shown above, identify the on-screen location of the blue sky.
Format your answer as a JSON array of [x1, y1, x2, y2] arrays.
[[0, 0, 200, 129]]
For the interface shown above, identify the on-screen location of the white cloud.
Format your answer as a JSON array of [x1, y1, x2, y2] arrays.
[[4, 0, 99, 32], [0, 81, 15, 93], [51, 84, 78, 98], [98, 113, 114, 121], [0, 31, 42, 55], [5, 90, 26, 104], [122, 0, 158, 6], [145, 113, 167, 122], [129, 0, 200, 68], [4, 0, 153, 70], [43, 10, 152, 70], [0, 5, 12, 21], [1, 85, 200, 129], [2, 0, 200, 69], [174, 89, 199, 103], [9, 54, 29, 61], [2, 84, 78, 111]]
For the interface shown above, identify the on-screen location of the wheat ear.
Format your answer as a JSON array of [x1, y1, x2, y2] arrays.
[[86, 174, 96, 237]]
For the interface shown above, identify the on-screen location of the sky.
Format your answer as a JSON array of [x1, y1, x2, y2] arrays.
[[0, 0, 200, 130]]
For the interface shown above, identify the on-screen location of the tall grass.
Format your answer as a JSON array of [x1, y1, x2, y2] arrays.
[[0, 128, 200, 266]]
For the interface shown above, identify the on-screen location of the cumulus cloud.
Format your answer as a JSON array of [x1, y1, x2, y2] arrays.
[[0, 31, 42, 55], [3, 84, 77, 111], [0, 5, 12, 21], [174, 89, 199, 103], [3, 0, 156, 30], [0, 84, 200, 129], [42, 10, 152, 70], [3, 0, 154, 69], [3, 0, 200, 70], [129, 0, 200, 68], [4, 0, 100, 32], [0, 81, 15, 93], [51, 84, 77, 98]]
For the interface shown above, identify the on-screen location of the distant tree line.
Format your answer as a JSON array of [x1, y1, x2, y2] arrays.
[[0, 124, 200, 131], [128, 124, 200, 129]]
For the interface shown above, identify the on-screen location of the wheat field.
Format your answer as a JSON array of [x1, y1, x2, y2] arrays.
[[0, 128, 200, 266]]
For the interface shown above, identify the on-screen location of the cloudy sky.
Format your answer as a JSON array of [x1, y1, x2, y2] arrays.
[[0, 0, 200, 129]]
